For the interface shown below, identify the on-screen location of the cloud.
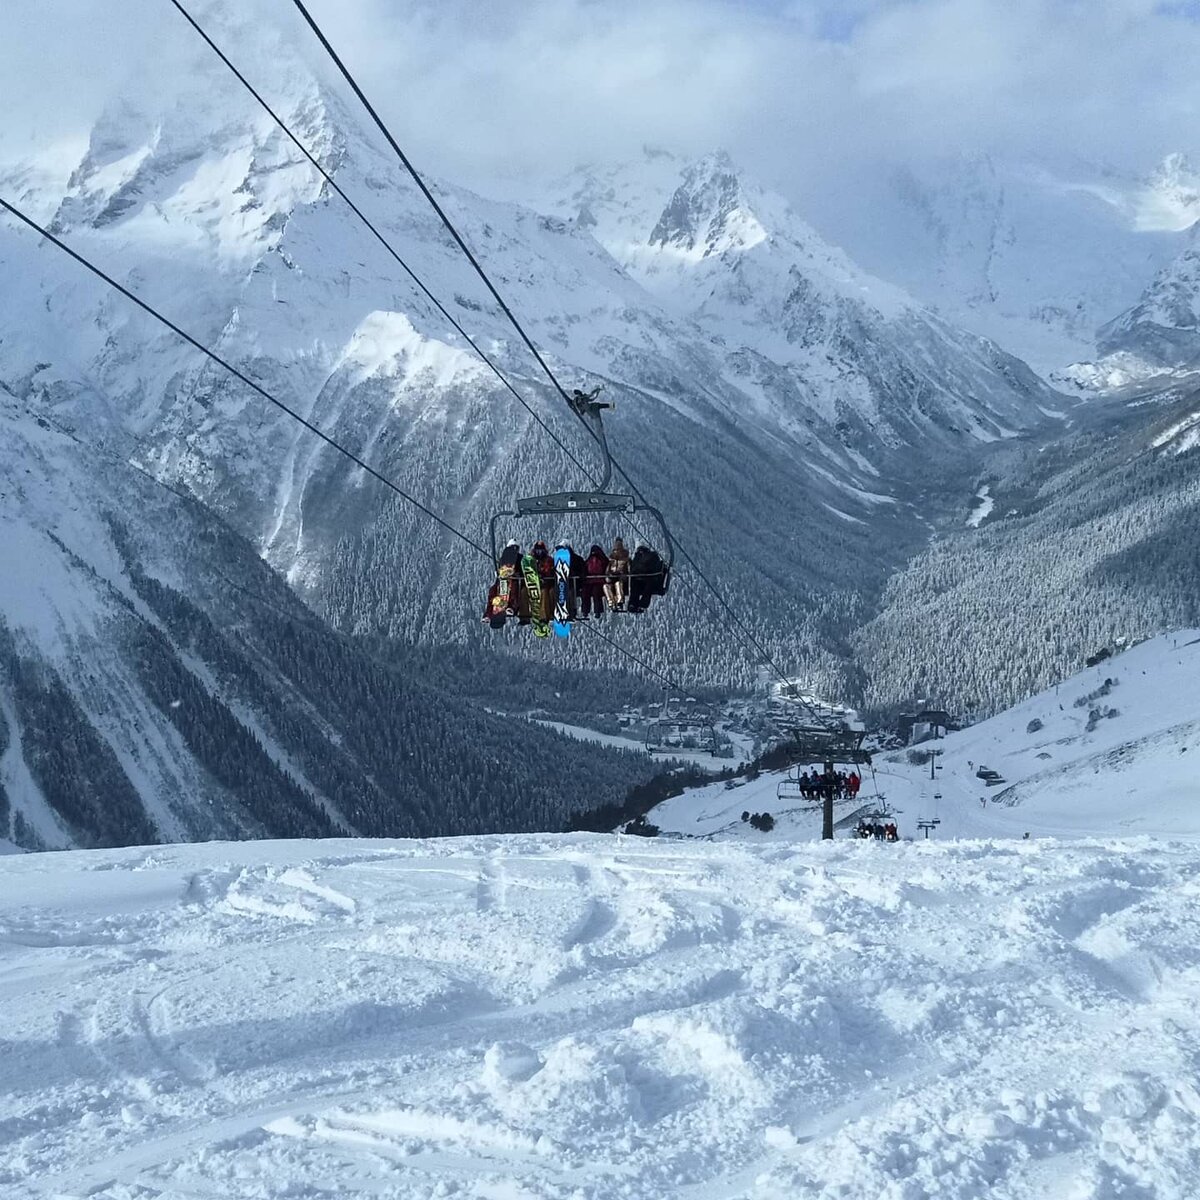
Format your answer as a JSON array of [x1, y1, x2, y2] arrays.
[[3, 0, 1197, 216], [283, 0, 1200, 192], [0, 0, 187, 163]]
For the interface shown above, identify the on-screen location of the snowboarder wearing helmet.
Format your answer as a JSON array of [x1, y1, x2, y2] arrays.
[[581, 544, 609, 619]]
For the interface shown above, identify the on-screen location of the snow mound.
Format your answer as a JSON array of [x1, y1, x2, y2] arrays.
[[5, 834, 1200, 1197]]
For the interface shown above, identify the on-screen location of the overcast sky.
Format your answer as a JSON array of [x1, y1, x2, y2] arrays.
[[2, 0, 1197, 207], [300, 0, 1200, 191]]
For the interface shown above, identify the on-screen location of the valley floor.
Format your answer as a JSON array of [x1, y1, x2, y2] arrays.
[[3, 834, 1200, 1198]]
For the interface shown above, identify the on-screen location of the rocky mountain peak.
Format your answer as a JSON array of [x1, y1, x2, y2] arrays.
[[648, 150, 767, 257], [1133, 151, 1200, 233], [1151, 152, 1198, 189]]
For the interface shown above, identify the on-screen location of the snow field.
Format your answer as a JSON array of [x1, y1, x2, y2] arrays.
[[655, 632, 1200, 847], [3, 834, 1200, 1198]]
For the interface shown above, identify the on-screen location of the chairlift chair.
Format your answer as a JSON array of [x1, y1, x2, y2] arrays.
[[785, 725, 872, 767], [645, 692, 719, 754], [775, 766, 806, 804], [488, 386, 675, 583], [782, 725, 873, 840]]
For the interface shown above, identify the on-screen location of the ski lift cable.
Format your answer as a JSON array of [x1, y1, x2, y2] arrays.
[[172, 0, 666, 558], [574, 619, 684, 694], [166, 0, 597, 489], [287, 0, 799, 691], [0, 197, 493, 561], [288, 0, 584, 422], [1, 205, 703, 702], [97, 434, 694, 701]]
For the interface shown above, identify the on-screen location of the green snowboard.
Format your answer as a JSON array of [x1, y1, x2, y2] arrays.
[[521, 553, 550, 638]]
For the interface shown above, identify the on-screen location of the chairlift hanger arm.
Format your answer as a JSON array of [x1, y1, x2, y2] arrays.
[[489, 491, 675, 571]]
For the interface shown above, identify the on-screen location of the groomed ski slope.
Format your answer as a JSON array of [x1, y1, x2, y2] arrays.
[[4, 833, 1200, 1198], [655, 631, 1200, 844]]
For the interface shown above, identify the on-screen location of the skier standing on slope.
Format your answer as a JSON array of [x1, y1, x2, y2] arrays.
[[581, 544, 609, 620], [606, 537, 630, 611]]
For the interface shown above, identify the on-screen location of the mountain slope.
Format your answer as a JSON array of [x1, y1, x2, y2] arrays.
[[0, 23, 1071, 698], [1098, 226, 1200, 370], [657, 630, 1200, 844], [797, 152, 1195, 376], [0, 386, 659, 851], [553, 150, 1066, 468], [854, 379, 1200, 717]]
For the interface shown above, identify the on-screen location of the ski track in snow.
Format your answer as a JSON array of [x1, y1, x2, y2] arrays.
[[3, 835, 1200, 1198]]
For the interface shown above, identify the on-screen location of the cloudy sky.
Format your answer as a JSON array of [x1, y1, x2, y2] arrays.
[[292, 0, 1199, 193], [2, 0, 1197, 208]]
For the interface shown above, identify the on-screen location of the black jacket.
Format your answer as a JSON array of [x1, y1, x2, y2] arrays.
[[631, 547, 669, 594]]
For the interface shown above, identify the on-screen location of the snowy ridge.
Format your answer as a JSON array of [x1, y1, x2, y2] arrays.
[[797, 152, 1194, 378], [1098, 226, 1200, 371], [0, 20, 1074, 722], [549, 150, 1065, 448], [5, 833, 1200, 1197]]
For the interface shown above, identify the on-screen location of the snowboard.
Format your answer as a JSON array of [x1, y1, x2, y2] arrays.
[[553, 547, 571, 639], [489, 563, 517, 629], [520, 553, 550, 638]]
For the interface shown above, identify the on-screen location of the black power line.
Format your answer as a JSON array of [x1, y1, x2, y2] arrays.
[[288, 0, 582, 415], [172, 0, 675, 572], [284, 0, 800, 695], [165, 0, 724, 662]]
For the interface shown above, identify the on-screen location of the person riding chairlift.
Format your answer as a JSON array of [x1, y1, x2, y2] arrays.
[[483, 539, 528, 627], [606, 537, 630, 612], [580, 543, 609, 620], [531, 541, 555, 621], [569, 384, 611, 418], [628, 543, 668, 614]]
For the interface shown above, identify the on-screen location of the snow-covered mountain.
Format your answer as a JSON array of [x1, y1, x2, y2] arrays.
[[0, 16, 1068, 713], [1097, 225, 1200, 370], [0, 383, 661, 850], [16, 8, 1200, 851], [853, 373, 1200, 717], [551, 149, 1063, 458], [798, 152, 1194, 376]]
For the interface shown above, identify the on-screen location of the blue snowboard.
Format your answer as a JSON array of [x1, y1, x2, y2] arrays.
[[553, 547, 571, 639]]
